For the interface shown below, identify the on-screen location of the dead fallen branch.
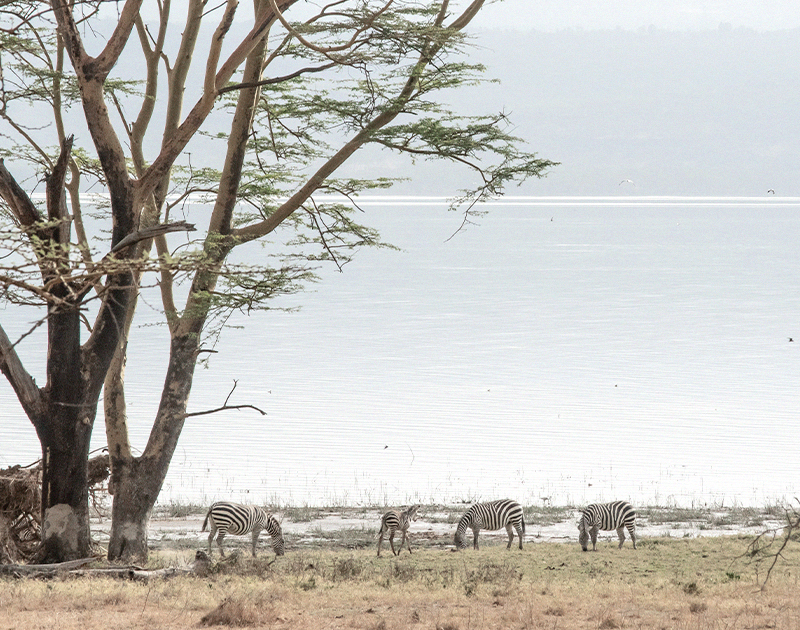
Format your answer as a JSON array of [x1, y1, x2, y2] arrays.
[[0, 556, 97, 577], [0, 550, 210, 580], [68, 566, 194, 582]]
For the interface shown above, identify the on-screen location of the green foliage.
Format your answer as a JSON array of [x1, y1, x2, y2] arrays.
[[1, 1, 557, 347]]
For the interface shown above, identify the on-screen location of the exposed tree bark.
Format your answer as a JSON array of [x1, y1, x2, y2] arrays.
[[107, 333, 201, 560]]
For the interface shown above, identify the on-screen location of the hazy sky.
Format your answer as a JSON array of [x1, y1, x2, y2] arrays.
[[475, 0, 800, 31], [132, 1, 800, 32]]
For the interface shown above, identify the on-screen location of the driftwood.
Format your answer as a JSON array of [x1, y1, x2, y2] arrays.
[[0, 553, 208, 581], [68, 566, 195, 582], [0, 556, 97, 577]]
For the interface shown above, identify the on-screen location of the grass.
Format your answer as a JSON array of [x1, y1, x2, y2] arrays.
[[3, 534, 799, 629]]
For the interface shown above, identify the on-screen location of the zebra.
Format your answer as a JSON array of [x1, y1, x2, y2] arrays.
[[377, 504, 421, 557], [453, 499, 525, 550], [201, 501, 285, 557], [577, 500, 637, 551]]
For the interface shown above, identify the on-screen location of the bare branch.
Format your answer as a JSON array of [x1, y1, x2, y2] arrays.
[[736, 499, 800, 590], [0, 322, 42, 419], [0, 158, 42, 226], [203, 0, 238, 96], [217, 61, 338, 94], [183, 380, 267, 418], [91, 0, 145, 80], [45, 134, 73, 247]]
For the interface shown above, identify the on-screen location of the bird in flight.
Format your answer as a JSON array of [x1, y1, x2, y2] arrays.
[[619, 179, 635, 186], [767, 189, 775, 194]]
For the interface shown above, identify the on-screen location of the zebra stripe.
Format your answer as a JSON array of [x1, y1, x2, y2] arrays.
[[377, 504, 421, 557], [202, 501, 285, 557], [577, 500, 637, 551], [454, 499, 525, 550], [15, 525, 40, 543]]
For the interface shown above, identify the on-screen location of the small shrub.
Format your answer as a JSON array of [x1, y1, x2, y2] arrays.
[[332, 556, 362, 580], [544, 606, 564, 616], [689, 602, 708, 614], [199, 596, 266, 627], [282, 505, 324, 523], [298, 576, 316, 591], [598, 616, 620, 629], [683, 582, 700, 595], [392, 562, 417, 582], [463, 578, 477, 598], [157, 500, 206, 519]]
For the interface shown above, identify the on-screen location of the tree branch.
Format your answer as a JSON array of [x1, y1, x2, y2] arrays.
[[217, 61, 338, 94], [0, 322, 42, 419], [0, 158, 42, 226], [265, 0, 395, 56], [137, 1, 298, 201], [109, 220, 196, 254], [45, 134, 73, 247], [183, 380, 267, 418], [90, 0, 145, 80]]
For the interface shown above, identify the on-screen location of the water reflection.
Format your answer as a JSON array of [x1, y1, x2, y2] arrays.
[[1, 198, 798, 507]]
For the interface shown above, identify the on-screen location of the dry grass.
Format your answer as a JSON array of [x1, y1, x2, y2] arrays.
[[2, 535, 799, 629]]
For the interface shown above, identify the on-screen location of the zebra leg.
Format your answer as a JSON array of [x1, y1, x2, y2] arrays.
[[377, 528, 385, 557], [207, 526, 217, 556], [389, 530, 397, 556], [515, 523, 524, 550], [251, 526, 262, 556], [472, 526, 480, 550], [216, 531, 227, 557], [629, 525, 637, 549], [616, 525, 626, 549], [505, 523, 514, 549], [590, 526, 599, 551], [401, 528, 412, 554]]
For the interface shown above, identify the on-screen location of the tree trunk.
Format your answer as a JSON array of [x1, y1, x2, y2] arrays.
[[106, 458, 160, 561], [35, 420, 93, 562], [107, 333, 200, 561], [33, 299, 95, 562]]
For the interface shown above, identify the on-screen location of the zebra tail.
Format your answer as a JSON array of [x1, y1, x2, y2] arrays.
[[201, 510, 211, 532], [522, 514, 526, 534]]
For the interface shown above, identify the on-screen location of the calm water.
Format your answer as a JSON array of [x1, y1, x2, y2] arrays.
[[2, 197, 798, 508]]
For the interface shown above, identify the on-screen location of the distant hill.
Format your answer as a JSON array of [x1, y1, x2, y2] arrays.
[[415, 26, 800, 197], [13, 22, 800, 198]]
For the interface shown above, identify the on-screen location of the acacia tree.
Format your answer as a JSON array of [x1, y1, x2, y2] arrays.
[[0, 0, 556, 561]]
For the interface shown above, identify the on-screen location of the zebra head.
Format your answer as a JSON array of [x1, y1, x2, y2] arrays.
[[577, 516, 589, 551], [407, 504, 421, 521], [267, 514, 285, 556], [453, 529, 468, 550]]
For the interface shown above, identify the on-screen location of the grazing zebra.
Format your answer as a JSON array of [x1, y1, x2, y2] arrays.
[[577, 500, 637, 551], [202, 501, 285, 557], [377, 504, 421, 557], [454, 499, 525, 550]]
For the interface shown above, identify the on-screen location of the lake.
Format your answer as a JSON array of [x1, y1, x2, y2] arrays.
[[1, 196, 798, 509]]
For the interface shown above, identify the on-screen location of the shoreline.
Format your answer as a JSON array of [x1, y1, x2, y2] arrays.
[[90, 504, 789, 553]]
